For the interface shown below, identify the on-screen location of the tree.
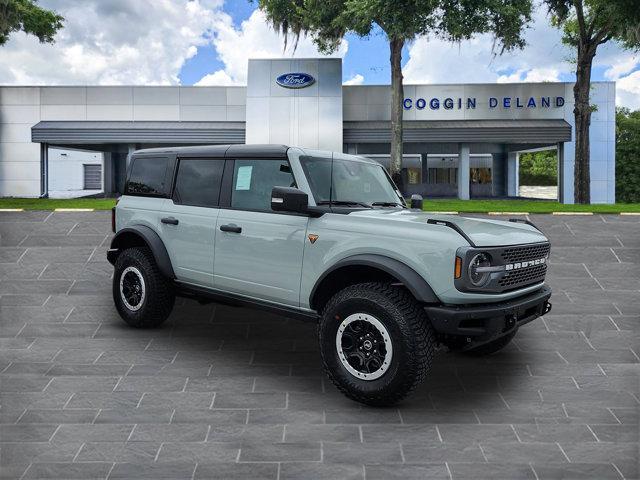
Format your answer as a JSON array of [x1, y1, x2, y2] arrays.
[[258, 0, 532, 185], [544, 0, 640, 204], [0, 0, 64, 46], [615, 107, 640, 203]]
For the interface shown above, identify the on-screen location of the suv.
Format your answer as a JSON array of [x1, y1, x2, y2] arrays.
[[108, 144, 551, 406]]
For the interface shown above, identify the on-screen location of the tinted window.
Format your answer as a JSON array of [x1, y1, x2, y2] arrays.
[[126, 156, 168, 196], [173, 158, 224, 207], [231, 159, 296, 211]]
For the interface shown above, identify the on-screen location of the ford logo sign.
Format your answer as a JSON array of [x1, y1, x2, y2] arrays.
[[276, 72, 315, 89]]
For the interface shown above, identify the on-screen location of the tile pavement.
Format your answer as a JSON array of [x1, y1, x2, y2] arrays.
[[0, 211, 638, 479]]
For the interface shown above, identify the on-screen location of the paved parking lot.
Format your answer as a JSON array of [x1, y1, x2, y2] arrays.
[[0, 211, 638, 480]]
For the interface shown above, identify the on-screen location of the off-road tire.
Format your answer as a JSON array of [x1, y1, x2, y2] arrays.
[[319, 282, 436, 406], [113, 247, 175, 328], [463, 329, 517, 356]]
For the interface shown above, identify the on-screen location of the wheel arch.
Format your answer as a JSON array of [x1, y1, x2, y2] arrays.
[[108, 225, 175, 279], [310, 254, 439, 312]]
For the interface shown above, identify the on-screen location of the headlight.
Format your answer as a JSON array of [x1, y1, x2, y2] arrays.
[[468, 253, 491, 286]]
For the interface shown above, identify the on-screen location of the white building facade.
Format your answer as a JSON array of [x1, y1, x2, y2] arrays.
[[0, 58, 616, 203]]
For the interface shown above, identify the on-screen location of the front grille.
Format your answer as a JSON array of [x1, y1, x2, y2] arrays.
[[498, 263, 547, 288], [501, 243, 550, 263]]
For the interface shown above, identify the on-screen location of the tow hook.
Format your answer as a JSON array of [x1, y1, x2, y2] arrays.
[[505, 314, 517, 330]]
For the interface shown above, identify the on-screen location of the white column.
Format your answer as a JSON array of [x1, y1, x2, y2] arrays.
[[126, 144, 136, 170], [507, 151, 519, 197], [457, 143, 470, 200]]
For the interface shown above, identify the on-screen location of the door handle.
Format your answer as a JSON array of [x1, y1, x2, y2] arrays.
[[220, 224, 241, 233], [161, 217, 179, 225]]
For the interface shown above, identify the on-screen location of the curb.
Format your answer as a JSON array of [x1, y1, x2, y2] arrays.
[[552, 212, 593, 215], [424, 211, 458, 215], [0, 208, 24, 212], [620, 212, 640, 216], [54, 208, 95, 212], [488, 212, 529, 215]]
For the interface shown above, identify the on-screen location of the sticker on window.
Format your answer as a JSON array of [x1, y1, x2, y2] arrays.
[[235, 166, 253, 190]]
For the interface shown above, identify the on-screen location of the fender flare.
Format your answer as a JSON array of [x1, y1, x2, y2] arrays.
[[108, 225, 175, 279], [310, 254, 439, 308]]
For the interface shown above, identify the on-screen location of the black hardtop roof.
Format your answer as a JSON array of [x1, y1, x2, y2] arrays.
[[132, 144, 289, 158]]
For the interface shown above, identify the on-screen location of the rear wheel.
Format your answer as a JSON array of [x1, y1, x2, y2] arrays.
[[319, 283, 435, 406], [113, 247, 175, 328]]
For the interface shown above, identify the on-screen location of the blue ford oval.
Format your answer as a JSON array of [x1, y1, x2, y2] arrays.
[[275, 72, 315, 89]]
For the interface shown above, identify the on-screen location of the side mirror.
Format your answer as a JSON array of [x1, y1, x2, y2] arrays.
[[271, 186, 309, 214], [410, 194, 423, 210]]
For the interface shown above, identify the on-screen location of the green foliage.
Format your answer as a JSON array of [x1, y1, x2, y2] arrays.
[[0, 0, 64, 45], [519, 150, 558, 186], [616, 108, 640, 203], [258, 0, 532, 51], [546, 0, 640, 50]]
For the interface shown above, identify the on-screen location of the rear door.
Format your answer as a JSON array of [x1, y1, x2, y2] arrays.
[[213, 158, 308, 306], [160, 156, 225, 287]]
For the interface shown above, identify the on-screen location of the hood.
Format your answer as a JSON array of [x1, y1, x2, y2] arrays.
[[348, 209, 548, 247]]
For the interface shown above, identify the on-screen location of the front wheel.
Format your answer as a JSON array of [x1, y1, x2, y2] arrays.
[[113, 247, 175, 328], [319, 283, 436, 406]]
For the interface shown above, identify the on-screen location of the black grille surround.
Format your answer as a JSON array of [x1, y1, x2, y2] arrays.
[[455, 242, 551, 293], [501, 243, 551, 263]]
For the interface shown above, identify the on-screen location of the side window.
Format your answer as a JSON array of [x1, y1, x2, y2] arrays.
[[173, 158, 224, 208], [231, 159, 296, 211], [126, 156, 168, 196]]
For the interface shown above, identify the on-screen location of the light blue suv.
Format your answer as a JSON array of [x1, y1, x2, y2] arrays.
[[108, 144, 552, 405]]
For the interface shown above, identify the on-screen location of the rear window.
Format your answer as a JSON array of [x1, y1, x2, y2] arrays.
[[172, 158, 224, 207], [126, 156, 169, 196]]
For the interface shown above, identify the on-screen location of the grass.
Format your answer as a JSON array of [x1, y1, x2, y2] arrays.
[[419, 199, 640, 214], [0, 197, 638, 213], [0, 198, 117, 210]]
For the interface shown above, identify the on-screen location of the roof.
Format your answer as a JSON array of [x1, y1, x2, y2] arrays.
[[134, 144, 289, 158], [344, 119, 572, 144], [31, 121, 246, 145]]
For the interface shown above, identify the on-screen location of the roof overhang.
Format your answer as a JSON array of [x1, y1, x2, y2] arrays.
[[32, 121, 246, 145], [343, 119, 572, 144]]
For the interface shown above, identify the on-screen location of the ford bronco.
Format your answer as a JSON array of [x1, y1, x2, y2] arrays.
[[108, 144, 552, 406]]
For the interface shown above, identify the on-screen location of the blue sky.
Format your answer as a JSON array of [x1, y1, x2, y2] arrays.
[[178, 0, 628, 87], [0, 0, 637, 107]]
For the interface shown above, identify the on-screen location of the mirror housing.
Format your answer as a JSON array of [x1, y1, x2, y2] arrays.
[[410, 194, 423, 210], [271, 186, 309, 214]]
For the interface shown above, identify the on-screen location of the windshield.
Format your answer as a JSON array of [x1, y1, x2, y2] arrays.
[[299, 154, 404, 207]]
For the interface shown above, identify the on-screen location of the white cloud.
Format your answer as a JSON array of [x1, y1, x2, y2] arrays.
[[497, 67, 561, 83], [0, 0, 223, 85], [403, 10, 571, 85], [343, 74, 364, 85], [402, 10, 640, 108], [616, 70, 640, 110], [197, 9, 348, 86]]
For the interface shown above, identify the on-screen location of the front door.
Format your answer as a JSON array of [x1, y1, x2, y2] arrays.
[[213, 158, 308, 306], [160, 157, 224, 287]]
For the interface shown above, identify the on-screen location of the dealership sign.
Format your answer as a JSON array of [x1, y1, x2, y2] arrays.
[[276, 73, 316, 89], [403, 96, 565, 110]]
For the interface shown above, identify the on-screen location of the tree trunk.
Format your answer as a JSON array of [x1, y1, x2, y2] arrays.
[[573, 46, 595, 204], [389, 37, 405, 188]]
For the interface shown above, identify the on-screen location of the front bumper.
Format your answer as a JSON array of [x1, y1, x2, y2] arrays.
[[425, 285, 552, 349]]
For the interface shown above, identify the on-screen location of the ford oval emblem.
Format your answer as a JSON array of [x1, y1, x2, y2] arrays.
[[276, 72, 316, 89]]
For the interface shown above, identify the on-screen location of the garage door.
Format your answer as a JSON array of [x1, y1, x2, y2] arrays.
[[83, 164, 102, 190]]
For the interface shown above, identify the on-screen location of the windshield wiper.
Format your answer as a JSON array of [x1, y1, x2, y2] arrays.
[[317, 200, 372, 208], [371, 201, 406, 208]]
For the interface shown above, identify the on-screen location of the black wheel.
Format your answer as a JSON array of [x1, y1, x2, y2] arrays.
[[319, 282, 436, 406], [113, 247, 175, 328], [463, 329, 517, 356]]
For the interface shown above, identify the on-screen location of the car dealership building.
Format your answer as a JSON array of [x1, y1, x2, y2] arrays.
[[0, 58, 616, 203]]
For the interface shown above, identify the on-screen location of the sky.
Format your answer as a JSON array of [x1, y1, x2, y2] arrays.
[[0, 0, 638, 108]]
